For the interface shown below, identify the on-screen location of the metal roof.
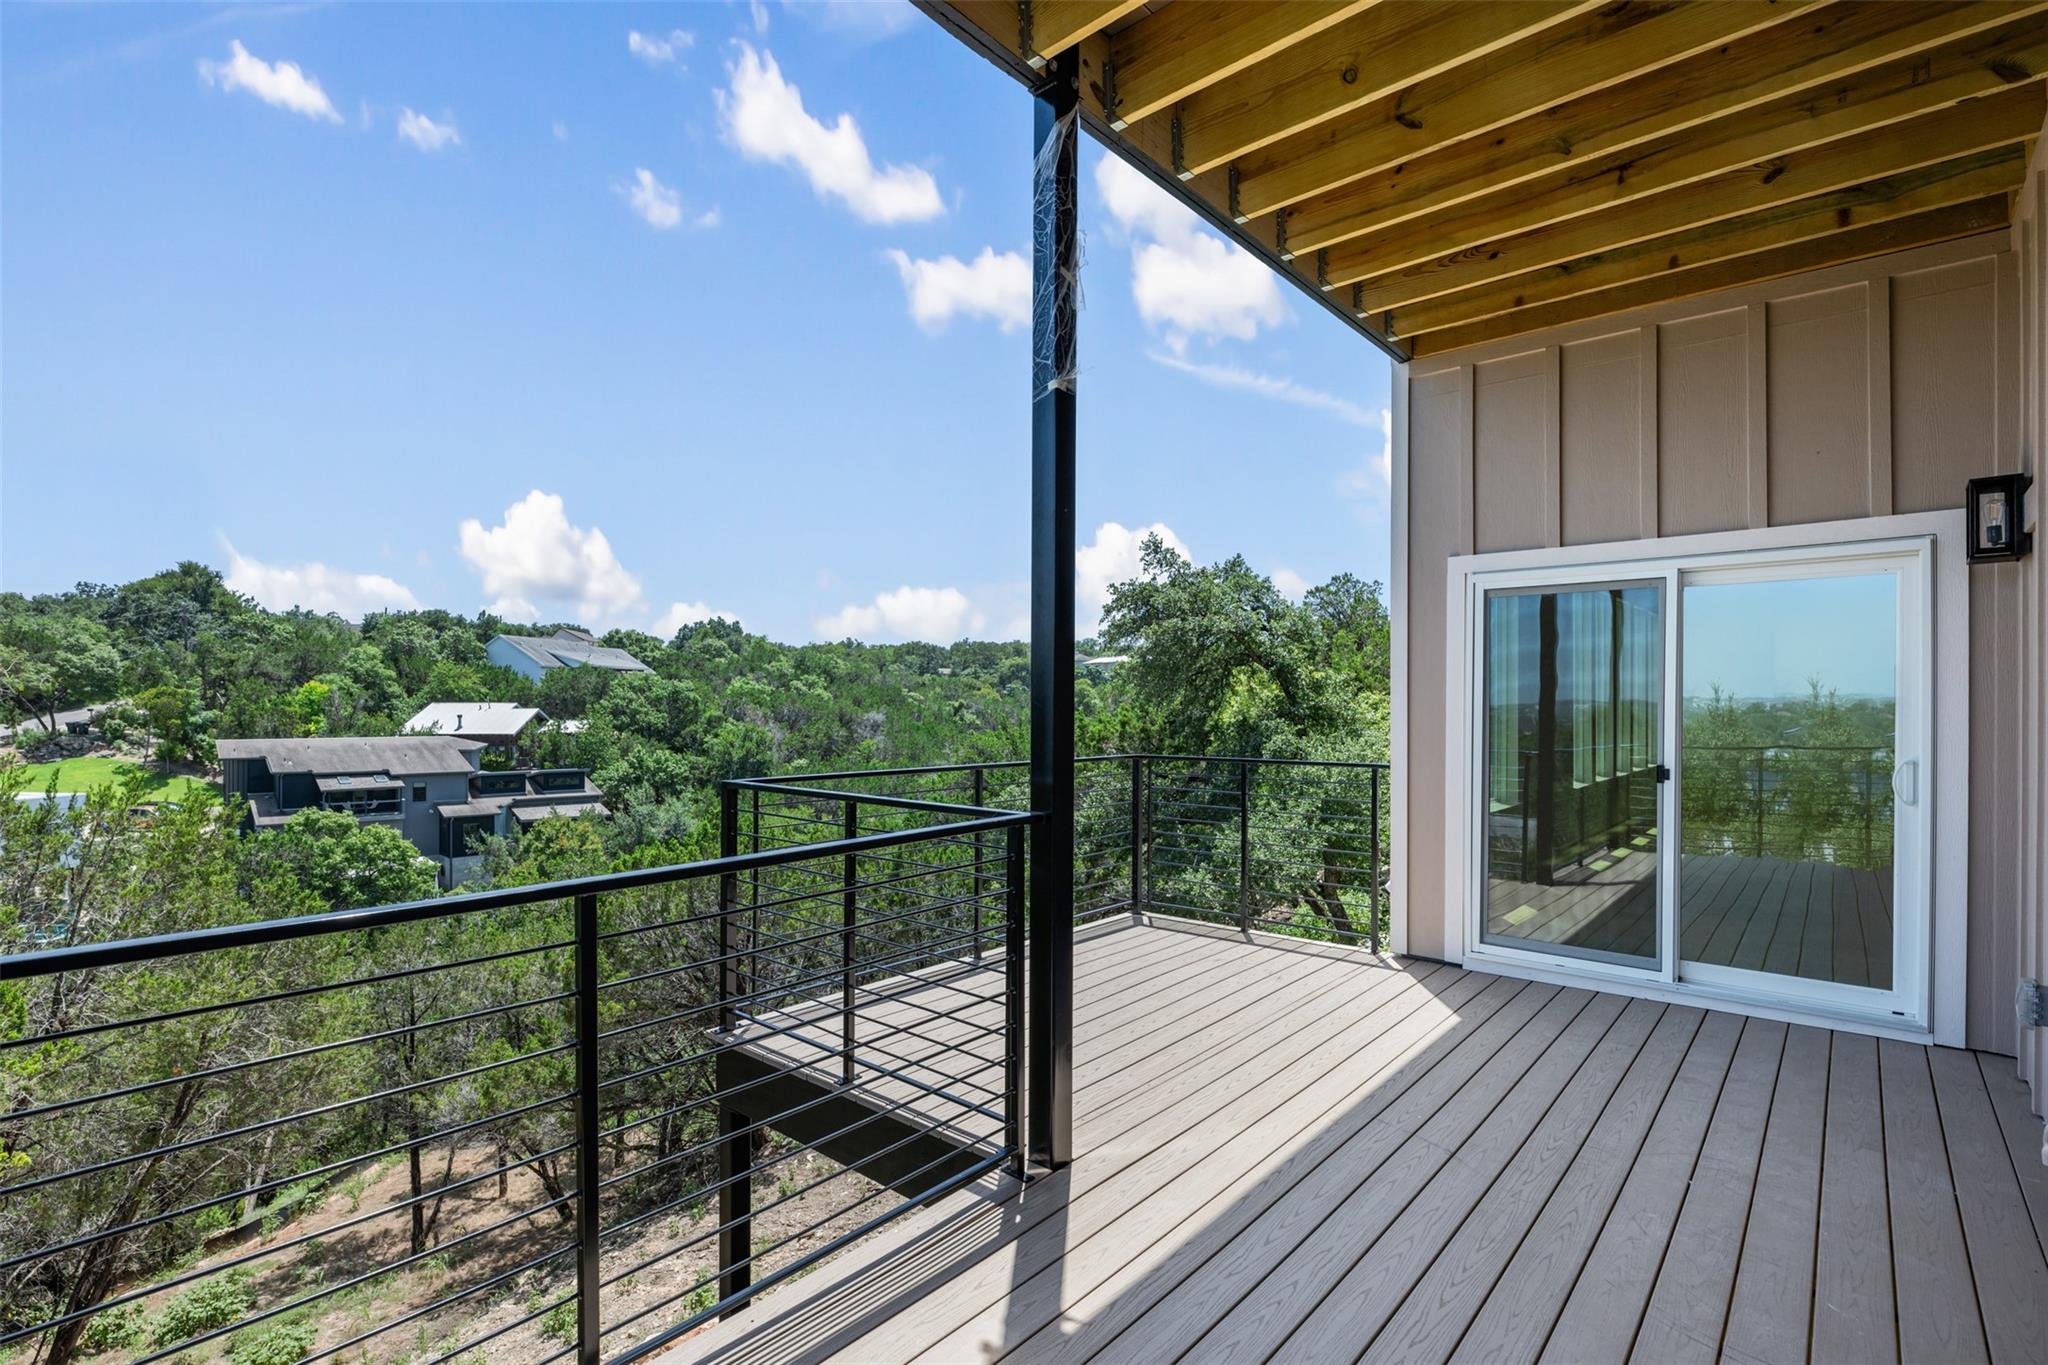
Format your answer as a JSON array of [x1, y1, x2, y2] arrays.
[[217, 736, 486, 777], [405, 702, 546, 741], [494, 632, 652, 673]]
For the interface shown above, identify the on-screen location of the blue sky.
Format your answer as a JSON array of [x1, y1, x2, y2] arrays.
[[1, 1, 1392, 643]]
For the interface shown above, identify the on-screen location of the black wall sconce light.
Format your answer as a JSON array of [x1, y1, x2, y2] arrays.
[[1965, 472, 2033, 563]]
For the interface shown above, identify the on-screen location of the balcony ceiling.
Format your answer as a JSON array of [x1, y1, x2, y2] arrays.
[[919, 0, 2048, 359]]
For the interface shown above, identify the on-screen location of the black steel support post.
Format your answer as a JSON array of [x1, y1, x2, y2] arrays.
[[715, 786, 751, 1316], [573, 891, 602, 1362], [842, 799, 858, 1087], [1128, 756, 1145, 916], [1028, 48, 1078, 1172], [1004, 823, 1027, 1179]]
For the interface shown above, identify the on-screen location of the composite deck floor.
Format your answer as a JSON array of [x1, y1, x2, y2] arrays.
[[1487, 852, 1894, 988], [671, 918, 2048, 1365]]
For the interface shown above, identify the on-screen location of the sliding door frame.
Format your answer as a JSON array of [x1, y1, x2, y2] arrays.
[[1443, 511, 1965, 1045]]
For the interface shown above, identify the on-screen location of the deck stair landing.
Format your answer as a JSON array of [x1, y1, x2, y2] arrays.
[[675, 918, 2048, 1365]]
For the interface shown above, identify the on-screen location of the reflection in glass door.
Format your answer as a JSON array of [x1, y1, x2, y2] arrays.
[[1481, 582, 1664, 969], [1678, 568, 1901, 995]]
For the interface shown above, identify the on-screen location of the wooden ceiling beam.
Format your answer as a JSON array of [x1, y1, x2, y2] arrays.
[[1108, 2, 1383, 130], [1407, 196, 2013, 356], [1172, 1, 1601, 178], [1023, 0, 1149, 67], [1235, 0, 1826, 224], [1329, 77, 2048, 310], [1388, 146, 2029, 337], [1294, 4, 2048, 256]]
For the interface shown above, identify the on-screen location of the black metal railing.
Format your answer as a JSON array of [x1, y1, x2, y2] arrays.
[[1678, 743, 1895, 869], [0, 752, 1387, 1364], [733, 754, 1391, 953], [0, 800, 1029, 1365]]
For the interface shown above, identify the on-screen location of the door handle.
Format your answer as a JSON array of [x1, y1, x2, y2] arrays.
[[1892, 759, 1919, 807], [1654, 764, 1671, 783]]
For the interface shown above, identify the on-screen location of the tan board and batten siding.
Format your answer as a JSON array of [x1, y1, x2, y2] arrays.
[[1401, 209, 2043, 1079], [2015, 134, 2048, 1150]]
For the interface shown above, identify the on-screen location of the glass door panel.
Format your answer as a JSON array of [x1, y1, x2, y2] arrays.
[[1481, 582, 1664, 969], [1678, 569, 1898, 992]]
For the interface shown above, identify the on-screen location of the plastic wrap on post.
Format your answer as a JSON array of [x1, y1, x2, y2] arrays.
[[1032, 104, 1082, 398]]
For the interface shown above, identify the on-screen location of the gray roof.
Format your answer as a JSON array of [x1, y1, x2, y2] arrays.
[[217, 736, 485, 777], [405, 702, 545, 741], [494, 631, 652, 673]]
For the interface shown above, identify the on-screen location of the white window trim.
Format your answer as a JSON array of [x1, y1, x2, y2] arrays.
[[1441, 510, 1969, 1045]]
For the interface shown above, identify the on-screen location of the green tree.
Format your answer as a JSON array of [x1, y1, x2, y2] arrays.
[[260, 809, 439, 910], [0, 614, 123, 734]]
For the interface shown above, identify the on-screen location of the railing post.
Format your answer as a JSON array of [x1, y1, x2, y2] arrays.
[[1005, 822, 1027, 1179], [748, 785, 761, 990], [1128, 755, 1145, 917], [573, 891, 602, 1363], [1238, 761, 1252, 935], [1754, 750, 1766, 856], [1369, 765, 1382, 955], [715, 785, 751, 1316], [973, 766, 987, 960], [842, 798, 858, 1087], [1862, 753, 1874, 864]]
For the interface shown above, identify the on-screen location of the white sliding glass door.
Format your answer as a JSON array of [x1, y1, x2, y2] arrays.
[[1467, 541, 1930, 1028]]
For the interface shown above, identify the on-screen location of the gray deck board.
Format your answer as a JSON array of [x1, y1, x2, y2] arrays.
[[666, 920, 2048, 1365]]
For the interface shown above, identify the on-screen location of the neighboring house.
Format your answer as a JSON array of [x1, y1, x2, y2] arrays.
[[404, 701, 546, 759], [487, 628, 652, 683], [218, 735, 607, 886]]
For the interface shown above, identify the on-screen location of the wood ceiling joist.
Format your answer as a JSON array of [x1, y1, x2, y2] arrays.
[[1294, 3, 2048, 258], [1407, 195, 2013, 356], [1387, 146, 2029, 338], [1108, 2, 1383, 130], [1329, 75, 2048, 311], [1171, 0, 1602, 178], [1021, 0, 1149, 67], [1235, 0, 1825, 226]]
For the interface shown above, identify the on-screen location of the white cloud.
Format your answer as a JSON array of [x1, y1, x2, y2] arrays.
[[197, 40, 342, 123], [621, 168, 684, 229], [552, 120, 570, 143], [1148, 351, 1378, 428], [1338, 406, 1394, 498], [794, 0, 917, 38], [816, 585, 982, 642], [718, 43, 942, 224], [1077, 520, 1190, 631], [1272, 568, 1311, 600], [223, 542, 420, 619], [653, 601, 741, 636], [749, 0, 771, 36], [458, 491, 646, 625], [695, 206, 723, 228], [885, 247, 1029, 332], [1095, 154, 1286, 345], [628, 28, 695, 64], [396, 108, 460, 153]]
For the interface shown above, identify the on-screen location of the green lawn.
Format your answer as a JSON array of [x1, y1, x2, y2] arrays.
[[12, 757, 213, 802]]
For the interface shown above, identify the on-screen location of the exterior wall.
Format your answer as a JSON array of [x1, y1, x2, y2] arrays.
[[405, 771, 472, 854], [2013, 131, 2048, 1141], [486, 636, 548, 683], [1397, 231, 2030, 1057]]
